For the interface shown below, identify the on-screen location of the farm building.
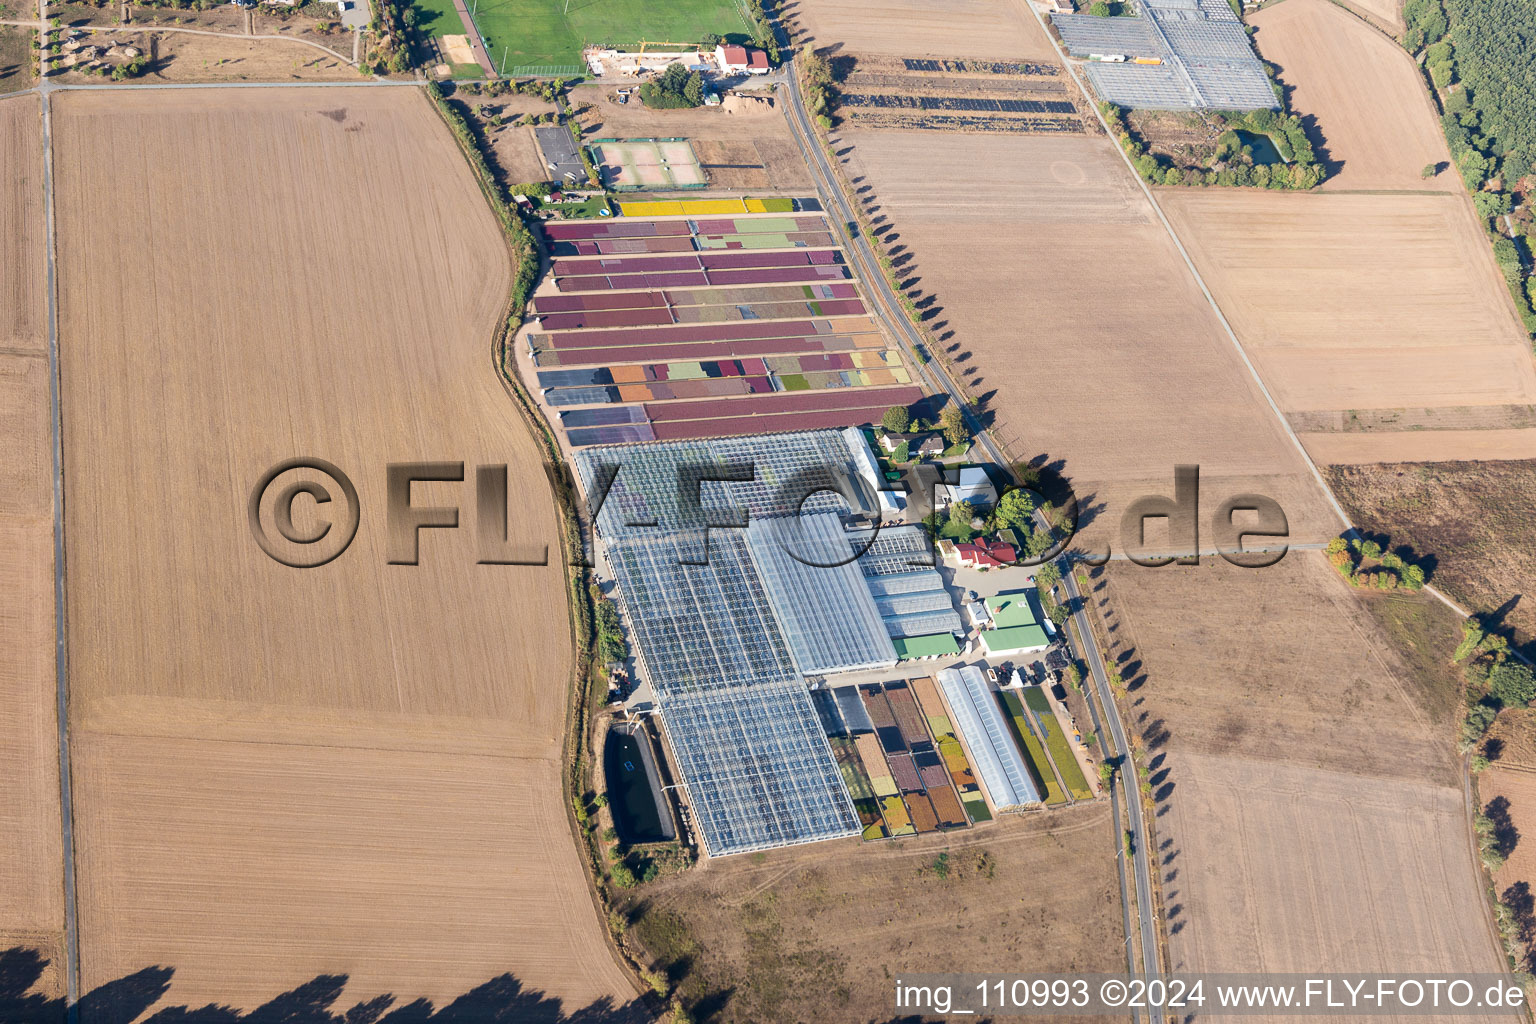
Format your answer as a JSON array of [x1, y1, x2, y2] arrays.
[[575, 432, 894, 855], [981, 591, 1050, 656], [954, 537, 1017, 570], [892, 632, 961, 660], [938, 465, 998, 509], [715, 43, 770, 74], [936, 666, 1042, 809], [745, 512, 898, 675], [880, 432, 945, 458], [849, 523, 964, 639], [844, 427, 905, 514], [1053, 0, 1278, 110]]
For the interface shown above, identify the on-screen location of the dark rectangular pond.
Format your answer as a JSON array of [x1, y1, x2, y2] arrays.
[[1235, 129, 1285, 166], [605, 723, 675, 844]]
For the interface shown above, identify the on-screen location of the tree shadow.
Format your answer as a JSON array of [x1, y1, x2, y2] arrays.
[[0, 948, 650, 1024], [1487, 795, 1521, 859]]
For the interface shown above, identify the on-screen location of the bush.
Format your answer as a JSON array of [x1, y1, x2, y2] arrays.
[[1492, 663, 1536, 708]]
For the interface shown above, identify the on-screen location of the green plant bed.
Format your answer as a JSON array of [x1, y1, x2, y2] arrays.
[[998, 691, 1065, 805], [1032, 706, 1092, 800], [962, 798, 993, 823]]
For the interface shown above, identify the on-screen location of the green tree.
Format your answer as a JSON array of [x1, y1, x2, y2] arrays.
[[1491, 662, 1536, 708], [995, 488, 1035, 531], [802, 46, 832, 87], [1403, 563, 1426, 589], [1360, 539, 1382, 560], [1036, 562, 1061, 591], [683, 72, 704, 107], [939, 404, 970, 446], [610, 862, 636, 888], [1088, 0, 1111, 14], [881, 405, 911, 432], [949, 499, 976, 529], [701, 32, 721, 49], [891, 441, 910, 463]]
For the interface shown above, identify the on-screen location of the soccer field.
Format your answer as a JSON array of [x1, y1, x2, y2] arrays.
[[472, 0, 749, 74]]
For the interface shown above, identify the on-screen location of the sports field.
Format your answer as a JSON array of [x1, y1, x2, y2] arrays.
[[472, 0, 748, 75]]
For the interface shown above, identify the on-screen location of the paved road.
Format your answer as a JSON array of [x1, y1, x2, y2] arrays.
[[778, 55, 1164, 1016], [1065, 567, 1162, 1023]]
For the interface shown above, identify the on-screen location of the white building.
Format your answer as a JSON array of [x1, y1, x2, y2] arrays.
[[841, 427, 905, 515], [938, 465, 998, 510]]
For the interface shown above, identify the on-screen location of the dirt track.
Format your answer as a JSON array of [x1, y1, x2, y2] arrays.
[[0, 94, 65, 996], [53, 87, 634, 1014]]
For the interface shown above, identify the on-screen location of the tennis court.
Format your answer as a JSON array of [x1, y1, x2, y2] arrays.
[[589, 139, 706, 189]]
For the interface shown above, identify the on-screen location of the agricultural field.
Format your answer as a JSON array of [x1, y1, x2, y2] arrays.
[[1250, 0, 1451, 191], [1098, 554, 1504, 982], [570, 85, 812, 192], [834, 54, 1087, 135], [788, 0, 1056, 62], [1325, 459, 1536, 655], [0, 93, 65, 997], [1335, 0, 1406, 35], [52, 87, 635, 1014], [472, 0, 748, 75], [835, 128, 1340, 548], [624, 806, 1120, 1022], [1158, 188, 1536, 463], [0, 25, 32, 88], [522, 211, 920, 447]]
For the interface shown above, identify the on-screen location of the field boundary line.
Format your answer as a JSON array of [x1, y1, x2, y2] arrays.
[[38, 82, 80, 1007]]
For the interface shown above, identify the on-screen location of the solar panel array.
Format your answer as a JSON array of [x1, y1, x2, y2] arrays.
[[577, 432, 879, 855], [1053, 0, 1277, 111]]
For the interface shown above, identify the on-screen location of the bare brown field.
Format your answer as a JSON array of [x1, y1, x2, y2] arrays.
[[1489, 710, 1536, 769], [54, 87, 634, 1014], [791, 0, 1056, 61], [1301, 429, 1536, 463], [1335, 0, 1405, 35], [1098, 555, 1504, 989], [1167, 753, 1496, 981], [837, 128, 1340, 546], [570, 85, 812, 192], [0, 95, 63, 992], [628, 805, 1121, 1023], [1158, 189, 1536, 458], [55, 30, 360, 82], [1325, 459, 1536, 653], [1251, 0, 1451, 191], [1, 95, 44, 351]]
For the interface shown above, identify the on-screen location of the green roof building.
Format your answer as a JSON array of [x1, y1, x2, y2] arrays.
[[892, 632, 961, 660], [981, 591, 1050, 655]]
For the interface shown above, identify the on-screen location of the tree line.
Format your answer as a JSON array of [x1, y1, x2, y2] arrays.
[[1405, 0, 1536, 338]]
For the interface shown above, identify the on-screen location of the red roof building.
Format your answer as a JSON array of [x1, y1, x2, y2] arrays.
[[954, 538, 1017, 569], [747, 49, 770, 73]]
